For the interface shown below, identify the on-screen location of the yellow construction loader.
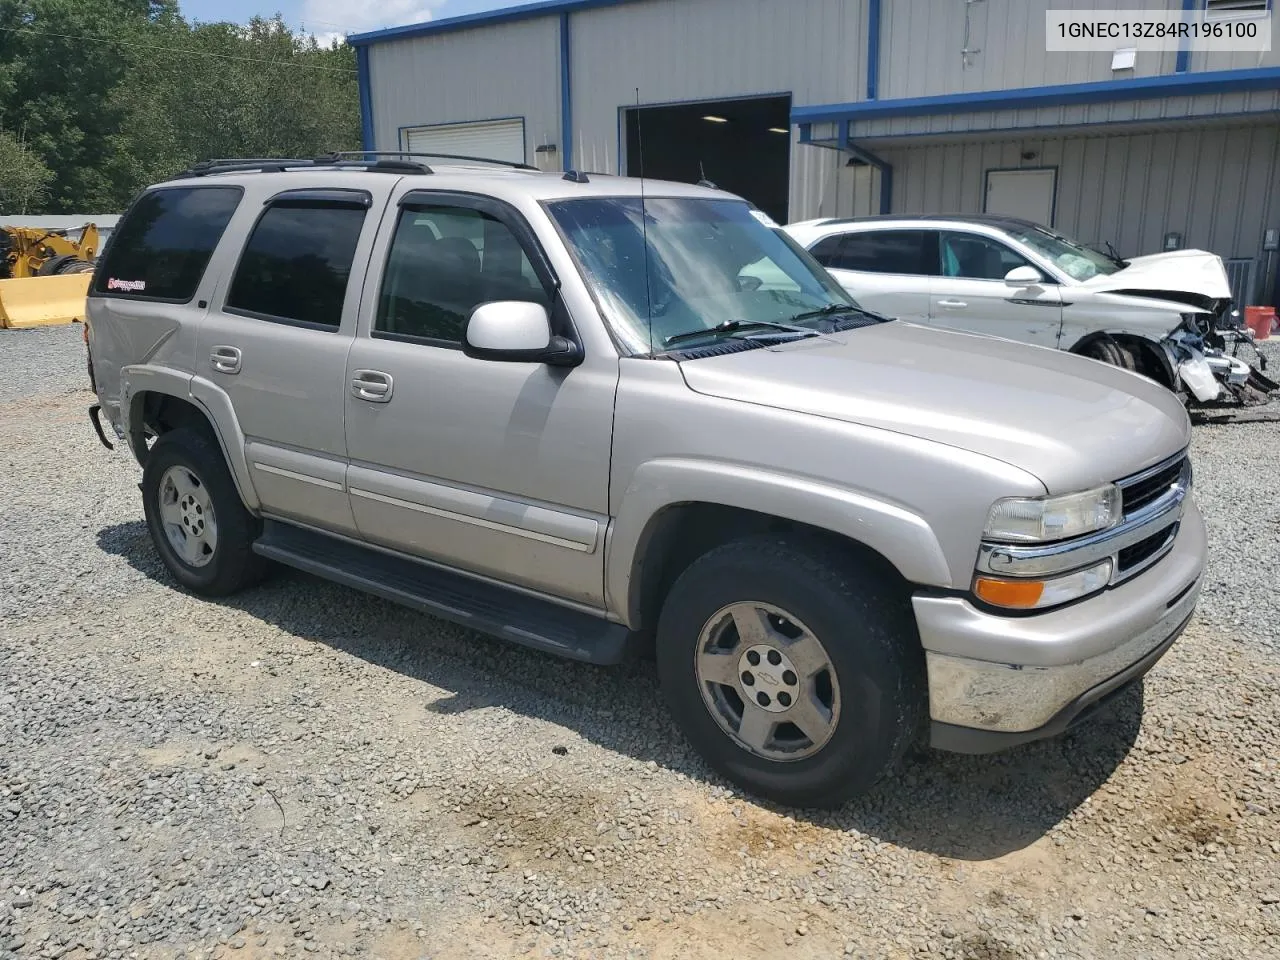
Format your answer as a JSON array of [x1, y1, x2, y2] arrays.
[[0, 223, 99, 329]]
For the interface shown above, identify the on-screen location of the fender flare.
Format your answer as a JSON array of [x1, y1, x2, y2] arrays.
[[606, 458, 953, 626], [120, 364, 260, 511]]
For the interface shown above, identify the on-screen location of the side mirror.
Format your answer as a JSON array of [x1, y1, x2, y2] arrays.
[[1004, 265, 1043, 286], [462, 301, 582, 366]]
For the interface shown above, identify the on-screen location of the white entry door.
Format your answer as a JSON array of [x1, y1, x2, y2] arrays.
[[984, 168, 1057, 227], [403, 118, 527, 165]]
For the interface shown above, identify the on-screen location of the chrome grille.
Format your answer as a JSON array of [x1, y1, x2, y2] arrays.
[[1118, 454, 1189, 518], [978, 451, 1191, 584], [1117, 523, 1179, 577]]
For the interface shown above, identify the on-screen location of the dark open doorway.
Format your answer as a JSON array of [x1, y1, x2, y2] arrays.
[[624, 94, 792, 225]]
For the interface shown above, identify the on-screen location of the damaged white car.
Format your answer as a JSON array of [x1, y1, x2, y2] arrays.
[[785, 214, 1276, 406]]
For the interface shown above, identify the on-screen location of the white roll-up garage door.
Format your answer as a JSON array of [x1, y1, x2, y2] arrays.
[[403, 119, 526, 165]]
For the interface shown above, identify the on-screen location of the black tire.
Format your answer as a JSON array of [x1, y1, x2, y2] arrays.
[[36, 254, 79, 276], [1081, 336, 1137, 372], [141, 427, 269, 597], [655, 535, 925, 809]]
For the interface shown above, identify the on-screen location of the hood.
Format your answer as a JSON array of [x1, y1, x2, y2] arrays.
[[1075, 248, 1231, 303], [677, 322, 1190, 493]]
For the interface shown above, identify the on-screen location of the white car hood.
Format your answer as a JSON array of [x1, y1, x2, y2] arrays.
[[1075, 249, 1231, 301]]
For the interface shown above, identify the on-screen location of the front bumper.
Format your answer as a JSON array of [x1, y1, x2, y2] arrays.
[[916, 498, 1206, 753]]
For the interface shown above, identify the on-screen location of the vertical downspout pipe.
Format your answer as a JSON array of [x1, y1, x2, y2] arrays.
[[843, 121, 893, 215], [357, 45, 375, 155], [560, 13, 574, 171], [862, 1, 889, 212], [867, 0, 881, 100], [1176, 0, 1196, 73]]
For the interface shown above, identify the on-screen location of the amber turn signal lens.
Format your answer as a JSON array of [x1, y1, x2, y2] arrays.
[[974, 576, 1045, 609]]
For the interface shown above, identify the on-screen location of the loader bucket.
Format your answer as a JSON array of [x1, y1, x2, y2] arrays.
[[0, 274, 91, 329]]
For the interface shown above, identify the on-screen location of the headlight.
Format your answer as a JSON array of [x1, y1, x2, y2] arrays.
[[974, 560, 1113, 610], [984, 484, 1122, 543]]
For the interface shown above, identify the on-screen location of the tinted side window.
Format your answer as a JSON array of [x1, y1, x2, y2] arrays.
[[838, 231, 930, 275], [93, 187, 241, 301], [808, 235, 845, 268], [226, 201, 367, 329], [939, 231, 1031, 281], [376, 205, 548, 345]]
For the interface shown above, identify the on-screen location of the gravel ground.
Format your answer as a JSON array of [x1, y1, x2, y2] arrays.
[[1, 325, 1277, 960]]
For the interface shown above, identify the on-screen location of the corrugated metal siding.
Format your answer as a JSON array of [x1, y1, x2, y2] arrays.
[[366, 17, 561, 166], [840, 124, 1280, 264], [852, 89, 1280, 139], [879, 0, 1184, 100], [570, 0, 866, 181]]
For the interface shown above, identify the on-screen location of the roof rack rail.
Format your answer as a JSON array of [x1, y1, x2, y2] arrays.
[[321, 150, 539, 171], [169, 156, 432, 180]]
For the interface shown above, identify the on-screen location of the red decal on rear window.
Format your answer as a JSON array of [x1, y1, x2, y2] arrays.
[[107, 278, 147, 293]]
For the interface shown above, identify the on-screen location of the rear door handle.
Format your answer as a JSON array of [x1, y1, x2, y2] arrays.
[[210, 345, 242, 374], [937, 299, 968, 309], [351, 370, 393, 403]]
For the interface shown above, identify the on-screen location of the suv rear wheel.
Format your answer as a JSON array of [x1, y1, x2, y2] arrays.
[[655, 535, 924, 809], [142, 427, 269, 596]]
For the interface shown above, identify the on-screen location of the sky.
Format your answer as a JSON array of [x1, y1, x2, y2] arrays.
[[179, 0, 543, 42]]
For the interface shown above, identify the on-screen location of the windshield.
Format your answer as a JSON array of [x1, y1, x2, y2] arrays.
[[1004, 224, 1125, 281], [546, 197, 861, 353]]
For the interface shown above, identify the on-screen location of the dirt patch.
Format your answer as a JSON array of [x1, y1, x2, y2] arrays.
[[449, 778, 605, 865], [685, 792, 839, 866], [957, 931, 1023, 960], [139, 738, 267, 769], [1164, 795, 1235, 847]]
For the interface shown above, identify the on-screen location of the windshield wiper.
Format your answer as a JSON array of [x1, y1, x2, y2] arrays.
[[663, 319, 818, 347], [786, 303, 889, 326], [1104, 240, 1129, 268]]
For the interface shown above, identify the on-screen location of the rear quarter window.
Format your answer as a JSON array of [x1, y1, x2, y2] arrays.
[[225, 199, 368, 330], [93, 186, 242, 302]]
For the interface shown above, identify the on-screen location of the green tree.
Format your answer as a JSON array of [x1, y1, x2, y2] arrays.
[[0, 1, 360, 214], [0, 0, 180, 211], [0, 128, 54, 213]]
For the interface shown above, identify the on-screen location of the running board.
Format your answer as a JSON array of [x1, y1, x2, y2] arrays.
[[253, 520, 633, 665]]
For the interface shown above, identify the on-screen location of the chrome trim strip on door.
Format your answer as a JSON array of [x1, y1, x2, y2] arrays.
[[348, 487, 596, 553], [252, 462, 345, 491]]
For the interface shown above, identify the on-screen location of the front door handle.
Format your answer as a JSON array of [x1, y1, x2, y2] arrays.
[[351, 370, 393, 403], [936, 299, 968, 309], [210, 345, 242, 374]]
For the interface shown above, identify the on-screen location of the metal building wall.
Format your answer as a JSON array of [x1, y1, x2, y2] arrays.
[[879, 0, 1278, 101], [808, 123, 1280, 266], [567, 0, 868, 216], [365, 17, 562, 165]]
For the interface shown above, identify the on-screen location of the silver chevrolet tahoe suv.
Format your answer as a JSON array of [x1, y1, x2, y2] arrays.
[[85, 154, 1206, 808]]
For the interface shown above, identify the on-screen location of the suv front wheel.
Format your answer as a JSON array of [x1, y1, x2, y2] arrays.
[[656, 535, 924, 809], [142, 427, 269, 597]]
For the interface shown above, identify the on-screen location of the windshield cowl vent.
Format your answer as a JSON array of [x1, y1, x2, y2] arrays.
[[663, 339, 767, 361]]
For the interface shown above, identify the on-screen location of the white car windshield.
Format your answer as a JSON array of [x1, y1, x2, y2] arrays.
[[1005, 225, 1126, 281], [546, 197, 869, 353]]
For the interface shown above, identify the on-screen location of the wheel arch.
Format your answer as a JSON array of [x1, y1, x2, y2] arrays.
[[624, 502, 915, 637], [123, 367, 259, 511], [609, 460, 953, 634]]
